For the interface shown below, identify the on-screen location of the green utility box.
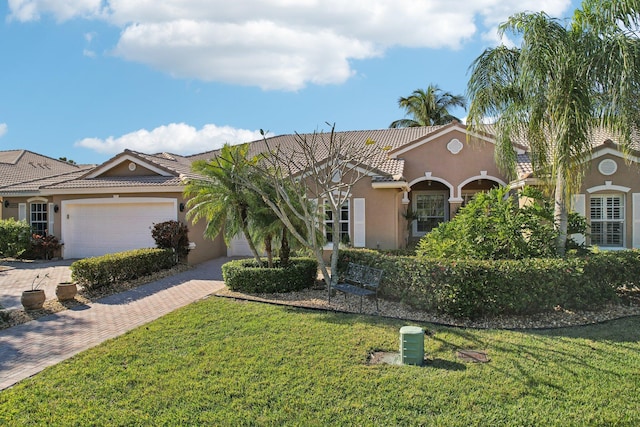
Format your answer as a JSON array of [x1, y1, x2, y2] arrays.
[[400, 326, 424, 366]]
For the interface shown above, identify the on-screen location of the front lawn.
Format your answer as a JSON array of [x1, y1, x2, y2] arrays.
[[1, 298, 639, 425]]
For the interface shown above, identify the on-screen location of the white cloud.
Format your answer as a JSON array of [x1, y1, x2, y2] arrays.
[[0, 123, 7, 138], [7, 0, 105, 22], [8, 0, 574, 90], [75, 123, 266, 155]]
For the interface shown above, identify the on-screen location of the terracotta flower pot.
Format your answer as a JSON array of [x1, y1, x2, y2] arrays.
[[56, 282, 77, 301], [21, 289, 46, 310]]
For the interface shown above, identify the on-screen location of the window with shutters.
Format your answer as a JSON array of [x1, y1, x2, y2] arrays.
[[30, 202, 48, 236], [590, 194, 624, 247], [324, 200, 350, 244]]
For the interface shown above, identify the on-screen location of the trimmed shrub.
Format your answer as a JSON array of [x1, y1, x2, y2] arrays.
[[339, 248, 633, 319], [0, 219, 31, 258], [222, 257, 318, 293], [71, 248, 175, 289]]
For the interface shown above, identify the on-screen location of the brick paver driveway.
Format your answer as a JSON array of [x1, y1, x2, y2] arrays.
[[0, 257, 228, 390], [0, 259, 73, 311]]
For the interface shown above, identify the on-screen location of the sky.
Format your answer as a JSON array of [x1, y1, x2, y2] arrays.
[[0, 0, 581, 165]]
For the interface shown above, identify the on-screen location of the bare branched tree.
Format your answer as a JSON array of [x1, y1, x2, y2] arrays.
[[235, 123, 390, 297]]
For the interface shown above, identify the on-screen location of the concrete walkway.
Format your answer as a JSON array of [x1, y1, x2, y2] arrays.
[[0, 257, 228, 391]]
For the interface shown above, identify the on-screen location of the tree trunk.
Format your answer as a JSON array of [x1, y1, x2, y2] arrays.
[[239, 205, 262, 264], [265, 235, 273, 268], [280, 227, 290, 267], [554, 172, 569, 257]]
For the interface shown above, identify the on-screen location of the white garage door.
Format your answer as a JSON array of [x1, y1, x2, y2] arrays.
[[61, 197, 177, 259], [227, 234, 254, 257]]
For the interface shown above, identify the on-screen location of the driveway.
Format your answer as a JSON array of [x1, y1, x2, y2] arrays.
[[0, 259, 74, 311]]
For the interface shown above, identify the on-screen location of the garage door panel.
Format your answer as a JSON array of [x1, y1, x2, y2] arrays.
[[62, 199, 177, 259]]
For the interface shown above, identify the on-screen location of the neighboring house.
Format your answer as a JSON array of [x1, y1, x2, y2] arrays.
[[2, 122, 640, 263]]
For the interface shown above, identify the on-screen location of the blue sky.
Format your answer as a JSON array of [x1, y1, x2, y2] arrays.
[[1, 0, 580, 165]]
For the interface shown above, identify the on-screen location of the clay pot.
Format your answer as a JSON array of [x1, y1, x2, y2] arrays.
[[21, 289, 46, 310], [56, 282, 77, 301]]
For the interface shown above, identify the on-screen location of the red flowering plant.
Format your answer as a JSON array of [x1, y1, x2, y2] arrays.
[[31, 233, 61, 260]]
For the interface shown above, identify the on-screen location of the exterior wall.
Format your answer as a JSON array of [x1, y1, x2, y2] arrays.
[[101, 162, 159, 177], [349, 178, 400, 250], [401, 128, 505, 200], [396, 128, 507, 244], [579, 152, 640, 248]]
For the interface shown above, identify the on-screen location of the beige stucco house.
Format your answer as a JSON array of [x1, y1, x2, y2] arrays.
[[2, 122, 640, 263]]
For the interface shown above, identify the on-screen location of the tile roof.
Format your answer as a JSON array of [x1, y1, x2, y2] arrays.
[[0, 150, 94, 193], [44, 175, 183, 189], [188, 126, 446, 182], [4, 124, 639, 194]]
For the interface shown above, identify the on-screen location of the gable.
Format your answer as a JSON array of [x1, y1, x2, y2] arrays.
[[84, 153, 175, 179]]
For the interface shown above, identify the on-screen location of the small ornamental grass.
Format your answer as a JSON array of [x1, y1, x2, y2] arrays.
[[0, 298, 639, 426]]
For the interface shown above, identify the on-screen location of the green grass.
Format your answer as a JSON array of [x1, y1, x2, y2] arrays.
[[1, 298, 640, 426]]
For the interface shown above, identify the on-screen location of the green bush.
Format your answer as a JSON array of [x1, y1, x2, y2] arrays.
[[71, 248, 175, 289], [339, 248, 632, 319], [222, 257, 318, 293], [0, 219, 31, 258], [416, 186, 585, 260]]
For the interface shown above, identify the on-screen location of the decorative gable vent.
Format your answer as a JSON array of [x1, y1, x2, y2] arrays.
[[598, 159, 617, 176], [447, 138, 463, 155]]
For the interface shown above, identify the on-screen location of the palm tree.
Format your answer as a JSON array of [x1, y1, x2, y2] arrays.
[[184, 143, 263, 263], [389, 84, 467, 128], [466, 4, 640, 256]]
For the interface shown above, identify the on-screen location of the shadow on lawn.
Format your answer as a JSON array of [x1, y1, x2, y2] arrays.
[[528, 315, 640, 343]]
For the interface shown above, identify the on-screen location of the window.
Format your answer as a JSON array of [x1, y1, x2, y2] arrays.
[[325, 201, 349, 244], [590, 195, 624, 247], [30, 203, 48, 236], [413, 192, 448, 236]]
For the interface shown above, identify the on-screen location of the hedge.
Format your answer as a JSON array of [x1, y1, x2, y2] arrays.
[[71, 248, 176, 289], [338, 248, 639, 319], [0, 219, 31, 258], [222, 257, 318, 293]]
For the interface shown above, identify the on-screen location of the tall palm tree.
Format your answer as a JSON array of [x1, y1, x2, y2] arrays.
[[467, 3, 640, 256], [389, 84, 467, 128], [184, 143, 263, 263]]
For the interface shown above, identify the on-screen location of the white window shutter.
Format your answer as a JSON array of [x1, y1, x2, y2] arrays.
[[632, 193, 640, 248], [353, 198, 365, 247], [48, 203, 55, 235], [18, 203, 27, 222], [571, 194, 586, 245]]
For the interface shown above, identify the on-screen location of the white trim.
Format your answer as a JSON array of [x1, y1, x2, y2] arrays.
[[27, 196, 48, 203], [457, 174, 507, 199], [590, 147, 640, 164], [407, 174, 455, 201], [18, 203, 26, 221], [353, 198, 366, 247], [371, 181, 408, 189], [48, 203, 55, 235], [571, 194, 586, 245], [85, 154, 173, 178], [390, 124, 497, 158], [586, 181, 631, 194], [633, 193, 640, 248]]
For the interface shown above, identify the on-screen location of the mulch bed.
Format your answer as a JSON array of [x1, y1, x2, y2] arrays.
[[216, 284, 640, 330]]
